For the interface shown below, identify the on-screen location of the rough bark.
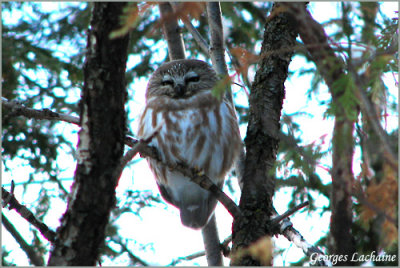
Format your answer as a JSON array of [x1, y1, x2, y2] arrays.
[[231, 3, 298, 265], [282, 3, 357, 264], [47, 3, 129, 265]]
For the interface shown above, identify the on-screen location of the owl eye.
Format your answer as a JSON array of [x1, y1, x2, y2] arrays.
[[161, 78, 174, 87], [184, 72, 200, 84]]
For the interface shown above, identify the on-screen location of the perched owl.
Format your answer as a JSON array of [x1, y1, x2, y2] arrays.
[[137, 59, 241, 229]]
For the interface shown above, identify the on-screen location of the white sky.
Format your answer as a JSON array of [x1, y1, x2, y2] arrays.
[[1, 1, 398, 266]]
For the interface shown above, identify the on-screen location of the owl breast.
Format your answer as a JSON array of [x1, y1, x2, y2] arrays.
[[137, 93, 241, 228]]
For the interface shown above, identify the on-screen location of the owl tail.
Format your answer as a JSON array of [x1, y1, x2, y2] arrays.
[[156, 176, 219, 229], [179, 193, 218, 229]]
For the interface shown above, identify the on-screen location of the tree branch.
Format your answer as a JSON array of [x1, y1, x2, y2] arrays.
[[281, 226, 331, 266], [270, 204, 331, 266], [2, 187, 56, 242], [283, 2, 354, 260], [169, 249, 206, 266], [2, 87, 241, 221], [159, 3, 186, 60], [110, 236, 149, 266], [170, 2, 210, 55], [270, 201, 309, 226], [2, 97, 80, 125], [352, 73, 398, 170], [2, 213, 45, 266], [206, 2, 233, 103], [137, 142, 242, 219], [201, 214, 223, 265]]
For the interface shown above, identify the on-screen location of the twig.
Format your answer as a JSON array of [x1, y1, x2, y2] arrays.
[[270, 201, 309, 226], [170, 2, 210, 55], [221, 234, 233, 257], [2, 213, 45, 266], [169, 250, 206, 266], [113, 124, 163, 182], [110, 236, 149, 266], [268, 203, 330, 266], [2, 97, 80, 125], [2, 187, 56, 242], [1, 98, 140, 150], [170, 232, 233, 266]]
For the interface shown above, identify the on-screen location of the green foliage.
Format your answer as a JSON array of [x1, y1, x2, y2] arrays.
[[212, 75, 231, 100], [325, 73, 359, 120]]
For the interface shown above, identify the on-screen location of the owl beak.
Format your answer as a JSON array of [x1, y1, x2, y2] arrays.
[[174, 83, 186, 97]]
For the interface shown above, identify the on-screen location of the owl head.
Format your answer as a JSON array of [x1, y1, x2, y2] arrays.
[[146, 59, 218, 99]]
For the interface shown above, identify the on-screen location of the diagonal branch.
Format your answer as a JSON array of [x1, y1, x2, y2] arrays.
[[2, 187, 56, 242], [137, 143, 242, 219], [281, 226, 331, 266], [2, 213, 45, 266], [110, 236, 149, 266], [270, 204, 331, 266], [2, 89, 241, 220], [2, 97, 80, 125], [352, 73, 398, 169]]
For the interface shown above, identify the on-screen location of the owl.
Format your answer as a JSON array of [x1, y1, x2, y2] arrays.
[[137, 59, 241, 229]]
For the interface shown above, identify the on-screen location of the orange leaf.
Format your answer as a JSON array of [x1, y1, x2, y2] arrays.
[[231, 47, 259, 79]]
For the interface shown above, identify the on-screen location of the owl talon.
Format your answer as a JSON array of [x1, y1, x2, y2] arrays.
[[195, 168, 205, 176]]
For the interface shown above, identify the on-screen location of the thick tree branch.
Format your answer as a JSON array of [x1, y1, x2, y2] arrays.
[[2, 213, 45, 266], [2, 187, 56, 242], [201, 214, 223, 265], [159, 3, 186, 60], [281, 226, 330, 266], [206, 2, 233, 104]]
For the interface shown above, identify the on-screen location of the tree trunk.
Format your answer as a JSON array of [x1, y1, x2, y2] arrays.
[[48, 3, 129, 265], [231, 3, 298, 265]]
